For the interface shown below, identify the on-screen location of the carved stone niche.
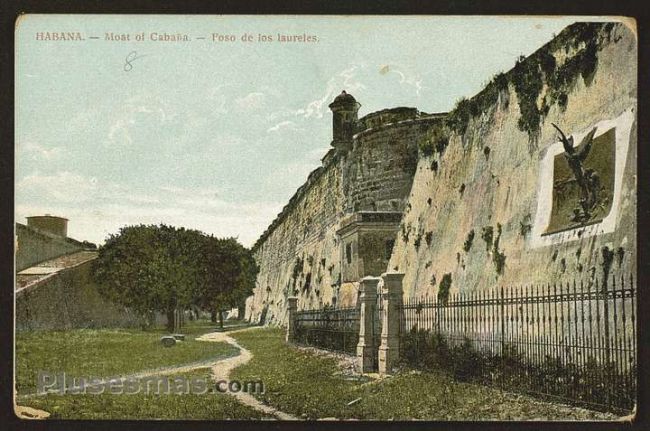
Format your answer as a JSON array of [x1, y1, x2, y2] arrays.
[[336, 211, 402, 283]]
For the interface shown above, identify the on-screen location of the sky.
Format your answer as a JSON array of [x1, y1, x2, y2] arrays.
[[15, 15, 589, 247]]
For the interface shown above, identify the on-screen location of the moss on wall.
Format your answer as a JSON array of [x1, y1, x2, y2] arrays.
[[389, 21, 635, 302], [443, 23, 616, 143]]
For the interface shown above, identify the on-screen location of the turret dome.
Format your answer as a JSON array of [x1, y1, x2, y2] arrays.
[[329, 90, 357, 108]]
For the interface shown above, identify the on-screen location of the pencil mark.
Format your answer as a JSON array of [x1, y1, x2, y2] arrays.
[[124, 51, 146, 72]]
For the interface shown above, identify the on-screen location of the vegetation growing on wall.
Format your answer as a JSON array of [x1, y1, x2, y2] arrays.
[[551, 250, 559, 262], [446, 71, 509, 136], [463, 230, 475, 252], [481, 226, 494, 251], [447, 98, 473, 135], [419, 125, 450, 158], [437, 273, 452, 305], [492, 224, 506, 276], [302, 273, 312, 292], [401, 223, 411, 243], [292, 256, 304, 284], [425, 231, 433, 247], [601, 246, 615, 288], [442, 23, 615, 142], [616, 247, 625, 268], [576, 248, 582, 259], [519, 214, 532, 237], [511, 55, 544, 139], [414, 232, 423, 250], [483, 146, 491, 160], [419, 138, 435, 157]]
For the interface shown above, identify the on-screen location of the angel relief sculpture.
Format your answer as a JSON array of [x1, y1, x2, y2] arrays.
[[551, 123, 600, 223]]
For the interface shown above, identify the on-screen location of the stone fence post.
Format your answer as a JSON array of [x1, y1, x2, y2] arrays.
[[356, 276, 380, 373], [286, 297, 298, 343], [378, 272, 404, 374]]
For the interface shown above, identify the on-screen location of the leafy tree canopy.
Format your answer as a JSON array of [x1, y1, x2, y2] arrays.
[[92, 224, 258, 331]]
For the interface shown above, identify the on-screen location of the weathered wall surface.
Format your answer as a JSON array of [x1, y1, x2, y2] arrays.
[[247, 155, 344, 325], [247, 109, 433, 324], [16, 259, 149, 331], [390, 22, 637, 299], [247, 22, 636, 326], [15, 223, 84, 272], [343, 117, 438, 213]]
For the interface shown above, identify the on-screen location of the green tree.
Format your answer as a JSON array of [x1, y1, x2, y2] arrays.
[[93, 224, 258, 332], [92, 224, 202, 332], [195, 237, 258, 328]]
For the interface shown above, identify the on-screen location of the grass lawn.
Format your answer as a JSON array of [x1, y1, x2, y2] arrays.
[[230, 328, 615, 421], [15, 320, 237, 395], [22, 369, 270, 420]]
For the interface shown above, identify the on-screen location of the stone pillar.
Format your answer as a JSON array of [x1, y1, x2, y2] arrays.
[[378, 272, 404, 374], [356, 276, 380, 373], [286, 297, 298, 343]]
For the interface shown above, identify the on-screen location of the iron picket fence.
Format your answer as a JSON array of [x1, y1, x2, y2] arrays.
[[399, 273, 636, 414], [293, 306, 360, 355]]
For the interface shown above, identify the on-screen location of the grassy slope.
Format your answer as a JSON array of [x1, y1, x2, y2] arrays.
[[23, 369, 269, 420], [15, 321, 237, 394], [230, 328, 614, 420]]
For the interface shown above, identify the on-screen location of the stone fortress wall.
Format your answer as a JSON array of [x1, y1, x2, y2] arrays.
[[391, 22, 636, 299], [246, 22, 637, 325], [247, 97, 434, 324]]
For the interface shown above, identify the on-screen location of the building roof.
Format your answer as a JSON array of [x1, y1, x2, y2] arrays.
[[26, 215, 69, 221], [16, 250, 98, 293]]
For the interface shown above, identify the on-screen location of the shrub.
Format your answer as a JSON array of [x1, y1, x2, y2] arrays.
[[463, 230, 475, 252]]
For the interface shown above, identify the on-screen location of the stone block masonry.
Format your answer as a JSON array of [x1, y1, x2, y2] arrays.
[[390, 22, 636, 300], [247, 22, 636, 328], [247, 94, 435, 324]]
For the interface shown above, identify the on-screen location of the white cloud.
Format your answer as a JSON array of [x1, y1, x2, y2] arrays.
[[105, 94, 175, 147], [108, 118, 133, 146], [295, 65, 367, 119], [235, 92, 266, 111], [17, 172, 97, 203], [15, 173, 283, 247], [266, 120, 301, 133], [378, 64, 426, 96], [18, 141, 62, 161], [262, 65, 367, 126], [206, 85, 230, 115]]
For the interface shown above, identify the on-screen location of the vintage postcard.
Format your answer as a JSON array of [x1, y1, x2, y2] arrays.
[[14, 14, 637, 421]]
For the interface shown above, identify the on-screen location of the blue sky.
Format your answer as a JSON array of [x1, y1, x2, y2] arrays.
[[15, 15, 588, 246]]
